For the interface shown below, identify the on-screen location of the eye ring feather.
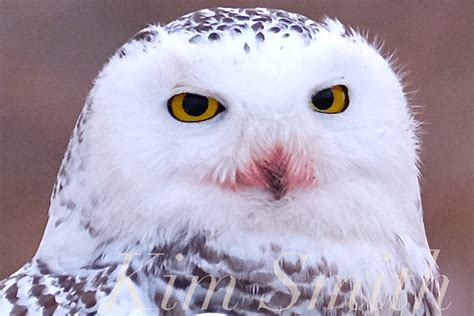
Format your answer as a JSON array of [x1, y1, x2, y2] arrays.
[[167, 93, 225, 123], [311, 85, 349, 114]]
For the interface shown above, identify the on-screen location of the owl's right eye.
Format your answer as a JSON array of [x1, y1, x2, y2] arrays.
[[311, 85, 349, 114], [167, 93, 225, 123]]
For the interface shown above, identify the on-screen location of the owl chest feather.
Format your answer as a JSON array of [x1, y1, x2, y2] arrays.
[[1, 236, 440, 315], [123, 236, 440, 315]]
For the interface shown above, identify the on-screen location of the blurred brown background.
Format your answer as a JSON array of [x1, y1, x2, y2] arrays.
[[0, 1, 472, 314]]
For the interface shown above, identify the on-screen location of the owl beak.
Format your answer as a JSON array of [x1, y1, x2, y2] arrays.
[[255, 160, 288, 200], [233, 144, 316, 200]]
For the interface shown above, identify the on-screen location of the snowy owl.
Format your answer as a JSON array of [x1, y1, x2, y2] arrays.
[[1, 7, 441, 315]]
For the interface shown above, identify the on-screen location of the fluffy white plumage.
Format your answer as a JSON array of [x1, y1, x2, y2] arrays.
[[1, 7, 440, 315]]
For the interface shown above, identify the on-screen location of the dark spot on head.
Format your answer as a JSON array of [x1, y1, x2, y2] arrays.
[[290, 25, 303, 33], [213, 12, 225, 20], [208, 32, 220, 41], [188, 34, 201, 43], [132, 30, 156, 42], [283, 33, 290, 38], [269, 26, 280, 33], [223, 17, 234, 23], [233, 28, 242, 34], [275, 11, 290, 18], [256, 32, 265, 42], [234, 23, 248, 29], [243, 43, 250, 53], [251, 22, 263, 31], [253, 17, 270, 23], [235, 15, 249, 21], [192, 12, 208, 23], [244, 9, 258, 16], [217, 24, 229, 31], [196, 24, 212, 33], [118, 49, 126, 58]]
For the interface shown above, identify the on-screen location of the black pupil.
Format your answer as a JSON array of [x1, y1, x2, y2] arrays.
[[182, 94, 209, 116], [312, 88, 334, 110]]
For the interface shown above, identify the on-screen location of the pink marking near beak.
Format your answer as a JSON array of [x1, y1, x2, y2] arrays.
[[219, 144, 316, 200]]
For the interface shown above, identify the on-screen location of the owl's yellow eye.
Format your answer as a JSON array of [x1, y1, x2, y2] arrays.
[[311, 85, 349, 114], [167, 93, 224, 122]]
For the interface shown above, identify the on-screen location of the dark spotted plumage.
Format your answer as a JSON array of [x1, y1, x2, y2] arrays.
[[126, 7, 320, 52], [165, 7, 318, 44], [1, 7, 441, 316], [0, 260, 117, 315], [1, 234, 440, 315]]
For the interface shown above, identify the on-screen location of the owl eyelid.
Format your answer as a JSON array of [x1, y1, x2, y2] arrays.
[[170, 89, 228, 107]]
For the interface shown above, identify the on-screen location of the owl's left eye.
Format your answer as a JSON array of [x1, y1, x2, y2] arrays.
[[311, 85, 349, 114], [167, 93, 225, 123]]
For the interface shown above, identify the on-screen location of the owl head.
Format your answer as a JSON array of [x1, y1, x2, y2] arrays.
[[38, 8, 428, 264]]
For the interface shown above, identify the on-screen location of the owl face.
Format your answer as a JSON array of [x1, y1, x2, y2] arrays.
[[84, 9, 420, 241]]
